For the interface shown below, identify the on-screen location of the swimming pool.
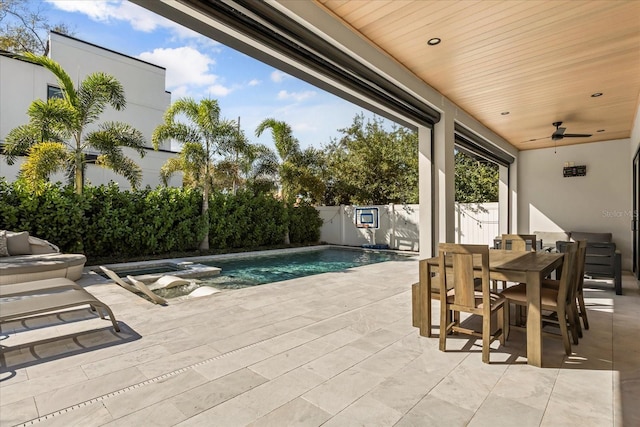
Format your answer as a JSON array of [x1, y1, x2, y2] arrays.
[[199, 247, 410, 289], [152, 247, 412, 298]]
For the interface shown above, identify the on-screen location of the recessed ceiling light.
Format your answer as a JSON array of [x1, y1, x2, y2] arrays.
[[501, 111, 510, 115], [427, 38, 441, 46], [591, 92, 603, 97], [597, 129, 605, 132]]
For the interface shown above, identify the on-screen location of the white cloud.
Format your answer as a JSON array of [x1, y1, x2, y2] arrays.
[[207, 84, 232, 97], [277, 90, 317, 102], [248, 79, 261, 87], [48, 0, 201, 39], [270, 70, 289, 83], [138, 47, 217, 88]]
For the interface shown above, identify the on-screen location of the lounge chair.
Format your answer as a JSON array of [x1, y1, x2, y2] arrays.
[[142, 275, 190, 291], [99, 266, 167, 305], [0, 278, 120, 334]]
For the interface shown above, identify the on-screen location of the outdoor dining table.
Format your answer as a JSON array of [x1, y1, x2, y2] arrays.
[[417, 249, 564, 367]]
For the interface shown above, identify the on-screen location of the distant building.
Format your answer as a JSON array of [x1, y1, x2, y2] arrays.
[[0, 31, 181, 189]]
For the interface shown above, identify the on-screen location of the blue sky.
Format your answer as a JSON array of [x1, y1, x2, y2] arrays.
[[41, 0, 390, 150]]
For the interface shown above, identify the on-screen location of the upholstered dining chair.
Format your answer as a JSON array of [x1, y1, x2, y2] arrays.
[[500, 241, 579, 356], [438, 243, 506, 364]]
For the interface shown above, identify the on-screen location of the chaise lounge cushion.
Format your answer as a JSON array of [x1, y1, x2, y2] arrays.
[[0, 254, 86, 285], [6, 231, 32, 255]]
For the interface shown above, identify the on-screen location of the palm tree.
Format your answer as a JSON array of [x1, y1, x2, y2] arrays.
[[152, 97, 237, 250], [255, 118, 325, 244], [3, 53, 147, 194]]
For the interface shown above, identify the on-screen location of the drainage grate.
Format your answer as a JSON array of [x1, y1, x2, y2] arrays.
[[17, 337, 272, 426]]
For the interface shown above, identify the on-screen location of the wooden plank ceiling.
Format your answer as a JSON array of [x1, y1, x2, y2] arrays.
[[315, 0, 640, 150]]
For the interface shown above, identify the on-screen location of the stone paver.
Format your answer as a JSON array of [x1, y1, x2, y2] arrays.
[[0, 258, 638, 426]]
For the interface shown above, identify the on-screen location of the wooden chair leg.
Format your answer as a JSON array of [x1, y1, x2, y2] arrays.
[[439, 303, 449, 352], [578, 293, 589, 330], [557, 306, 572, 356], [482, 314, 491, 364], [498, 305, 506, 346], [503, 302, 510, 341]]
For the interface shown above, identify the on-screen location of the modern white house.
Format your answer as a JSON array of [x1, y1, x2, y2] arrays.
[[0, 31, 181, 189]]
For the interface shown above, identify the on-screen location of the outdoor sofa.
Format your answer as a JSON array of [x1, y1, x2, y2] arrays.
[[0, 230, 86, 286], [534, 230, 622, 295]]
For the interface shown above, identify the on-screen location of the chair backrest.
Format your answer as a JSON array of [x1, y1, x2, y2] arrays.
[[501, 234, 537, 252], [556, 242, 578, 305], [558, 239, 586, 298], [438, 243, 490, 311]]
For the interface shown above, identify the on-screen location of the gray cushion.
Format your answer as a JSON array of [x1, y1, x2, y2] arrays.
[[570, 231, 612, 243], [0, 230, 9, 257], [7, 231, 32, 255]]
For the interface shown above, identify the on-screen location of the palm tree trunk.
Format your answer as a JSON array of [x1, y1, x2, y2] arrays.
[[74, 151, 83, 194], [199, 185, 210, 250]]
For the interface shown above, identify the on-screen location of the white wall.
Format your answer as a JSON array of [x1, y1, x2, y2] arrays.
[[0, 32, 180, 189], [518, 139, 633, 269]]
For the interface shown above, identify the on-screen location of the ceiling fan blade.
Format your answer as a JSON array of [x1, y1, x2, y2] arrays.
[[521, 137, 549, 143], [562, 133, 592, 138], [552, 127, 567, 137]]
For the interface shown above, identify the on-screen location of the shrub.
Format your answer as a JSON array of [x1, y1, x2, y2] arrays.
[[0, 179, 322, 258]]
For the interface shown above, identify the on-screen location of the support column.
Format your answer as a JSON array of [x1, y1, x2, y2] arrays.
[[433, 111, 456, 247], [499, 164, 509, 235], [418, 125, 433, 258]]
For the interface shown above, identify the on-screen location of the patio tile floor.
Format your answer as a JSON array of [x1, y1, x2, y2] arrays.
[[1, 259, 638, 426]]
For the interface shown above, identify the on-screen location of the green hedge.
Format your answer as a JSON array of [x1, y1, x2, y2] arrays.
[[0, 180, 323, 258]]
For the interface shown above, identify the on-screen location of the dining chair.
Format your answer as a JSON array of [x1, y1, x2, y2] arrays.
[[412, 259, 482, 330], [500, 234, 539, 252], [494, 234, 538, 292], [500, 241, 578, 356], [542, 239, 588, 339], [438, 243, 506, 364]]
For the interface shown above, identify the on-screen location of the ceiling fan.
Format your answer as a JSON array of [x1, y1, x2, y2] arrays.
[[550, 121, 592, 141], [526, 122, 593, 143]]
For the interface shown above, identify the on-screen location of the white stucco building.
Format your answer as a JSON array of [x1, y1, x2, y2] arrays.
[[0, 31, 181, 189]]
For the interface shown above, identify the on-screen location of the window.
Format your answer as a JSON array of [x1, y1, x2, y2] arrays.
[[47, 85, 63, 100]]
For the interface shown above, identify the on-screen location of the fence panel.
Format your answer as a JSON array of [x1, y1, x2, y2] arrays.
[[317, 202, 497, 250]]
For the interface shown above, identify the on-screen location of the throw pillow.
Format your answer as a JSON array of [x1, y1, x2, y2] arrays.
[[6, 231, 32, 255], [0, 230, 9, 257]]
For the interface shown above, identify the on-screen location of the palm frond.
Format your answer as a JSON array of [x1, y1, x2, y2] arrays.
[[96, 152, 142, 189], [87, 122, 147, 157], [19, 142, 69, 192], [21, 52, 78, 106], [77, 72, 126, 125]]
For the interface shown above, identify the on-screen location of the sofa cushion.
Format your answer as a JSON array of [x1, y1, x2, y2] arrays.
[[28, 236, 60, 255], [570, 231, 612, 243], [0, 230, 9, 257], [6, 231, 32, 255]]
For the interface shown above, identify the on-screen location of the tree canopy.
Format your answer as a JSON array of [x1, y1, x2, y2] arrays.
[[454, 150, 499, 203], [0, 0, 74, 54], [322, 114, 418, 205]]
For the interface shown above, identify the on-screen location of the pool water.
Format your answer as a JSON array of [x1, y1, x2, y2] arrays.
[[198, 248, 410, 290]]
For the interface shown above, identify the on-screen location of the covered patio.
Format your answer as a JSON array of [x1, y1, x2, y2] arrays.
[[2, 0, 639, 425]]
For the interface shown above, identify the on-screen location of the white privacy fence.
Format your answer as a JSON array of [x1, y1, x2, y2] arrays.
[[316, 202, 499, 250]]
